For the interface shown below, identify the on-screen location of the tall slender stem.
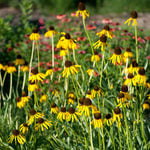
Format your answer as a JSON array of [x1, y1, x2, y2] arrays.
[[16, 65, 20, 95], [100, 51, 105, 87], [135, 25, 139, 63], [22, 72, 26, 91], [36, 40, 40, 72], [29, 41, 35, 80], [51, 34, 54, 80], [8, 73, 13, 99]]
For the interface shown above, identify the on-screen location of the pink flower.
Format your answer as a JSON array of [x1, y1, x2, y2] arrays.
[[145, 36, 150, 41], [61, 18, 71, 23], [111, 22, 121, 26], [146, 56, 150, 60], [77, 36, 87, 41], [56, 14, 66, 20], [102, 18, 112, 24], [53, 67, 62, 72], [86, 24, 96, 30], [7, 47, 13, 53], [78, 50, 86, 54], [74, 32, 82, 35], [137, 37, 145, 44], [38, 18, 45, 25], [71, 12, 76, 17]]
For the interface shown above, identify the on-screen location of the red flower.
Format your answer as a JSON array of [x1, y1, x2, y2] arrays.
[[56, 14, 66, 20], [86, 24, 96, 30]]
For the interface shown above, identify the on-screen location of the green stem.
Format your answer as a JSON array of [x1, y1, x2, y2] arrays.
[[29, 41, 35, 80], [118, 122, 122, 150], [51, 34, 54, 80], [100, 51, 105, 87], [98, 128, 102, 150], [16, 65, 20, 95], [36, 40, 40, 72], [8, 73, 13, 99], [22, 72, 26, 91], [135, 25, 139, 63]]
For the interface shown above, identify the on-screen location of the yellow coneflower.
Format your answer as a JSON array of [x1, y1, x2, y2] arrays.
[[104, 114, 113, 126], [57, 107, 68, 121], [7, 62, 16, 74], [51, 102, 59, 114], [91, 112, 103, 128], [68, 97, 75, 104], [29, 28, 40, 41], [21, 61, 29, 72], [21, 91, 31, 103], [68, 92, 75, 99], [96, 25, 113, 39], [80, 98, 92, 116], [117, 101, 130, 108], [91, 86, 103, 98], [91, 51, 100, 62], [123, 47, 133, 63], [125, 11, 138, 26], [129, 59, 139, 74], [93, 35, 108, 51], [19, 123, 29, 134], [110, 47, 123, 65], [91, 104, 99, 114], [143, 100, 150, 110], [35, 118, 52, 131], [3, 65, 8, 71], [40, 94, 48, 103], [67, 107, 79, 122], [59, 47, 68, 57], [76, 2, 89, 20], [117, 93, 127, 104], [113, 107, 123, 127], [87, 68, 95, 76], [146, 81, 150, 89], [16, 97, 25, 109], [45, 67, 53, 77], [57, 33, 77, 50], [8, 130, 26, 144], [86, 90, 94, 99], [27, 109, 44, 125], [52, 88, 60, 97], [135, 67, 146, 85], [28, 80, 38, 92], [0, 62, 4, 70], [124, 73, 136, 86], [77, 97, 84, 112], [14, 55, 25, 66], [120, 85, 131, 99], [62, 60, 81, 78], [45, 26, 57, 38], [29, 68, 46, 82]]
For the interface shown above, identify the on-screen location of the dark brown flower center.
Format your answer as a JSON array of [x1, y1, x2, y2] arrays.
[[126, 47, 131, 52], [60, 107, 66, 112], [138, 68, 145, 75], [114, 47, 121, 55], [79, 97, 84, 105], [100, 35, 107, 43], [30, 109, 37, 115], [29, 80, 36, 85], [106, 114, 111, 119], [121, 85, 128, 92], [24, 61, 28, 66], [37, 118, 44, 124], [128, 73, 134, 79], [65, 60, 72, 67], [65, 33, 71, 39], [22, 91, 26, 97], [32, 28, 39, 33], [132, 60, 138, 67], [83, 98, 92, 106], [16, 97, 21, 102], [51, 102, 57, 108], [94, 86, 99, 91], [114, 107, 121, 114], [130, 11, 138, 19], [94, 50, 98, 55], [31, 68, 38, 75], [94, 113, 102, 119], [49, 26, 54, 30], [103, 25, 110, 31], [17, 55, 22, 59], [78, 2, 86, 10], [87, 90, 91, 95], [8, 62, 14, 66], [68, 107, 75, 114], [23, 123, 28, 127], [13, 130, 19, 136], [118, 93, 125, 99]]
